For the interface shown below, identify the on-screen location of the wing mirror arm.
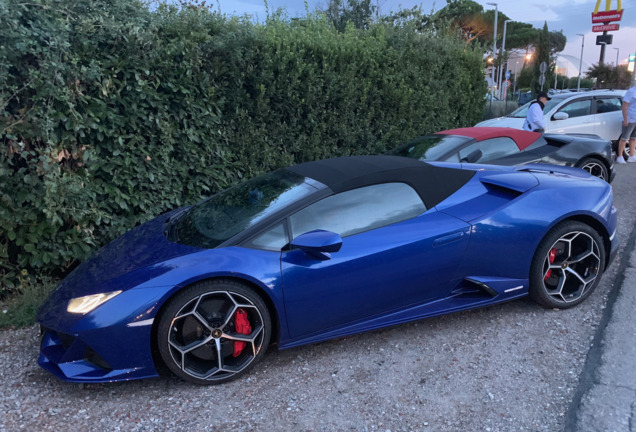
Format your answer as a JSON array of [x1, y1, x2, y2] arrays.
[[461, 149, 483, 163]]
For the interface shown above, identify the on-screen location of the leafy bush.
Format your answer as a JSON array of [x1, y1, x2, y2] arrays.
[[1, 1, 240, 293], [0, 272, 55, 328], [1, 0, 486, 295]]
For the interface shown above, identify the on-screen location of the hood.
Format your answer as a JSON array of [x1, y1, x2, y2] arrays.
[[39, 210, 202, 307]]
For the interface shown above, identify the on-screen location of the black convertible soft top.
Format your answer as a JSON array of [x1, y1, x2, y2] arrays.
[[286, 155, 475, 209]]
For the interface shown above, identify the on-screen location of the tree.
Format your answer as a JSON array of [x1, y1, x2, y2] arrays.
[[586, 64, 633, 89], [379, 0, 570, 95], [426, 1, 567, 62], [553, 74, 569, 90], [504, 21, 538, 51], [586, 63, 614, 88], [381, 5, 427, 30], [530, 22, 553, 92], [323, 0, 377, 32], [549, 31, 566, 55], [433, 0, 490, 43], [478, 9, 511, 47], [616, 65, 634, 89], [566, 76, 594, 89], [516, 64, 535, 90]]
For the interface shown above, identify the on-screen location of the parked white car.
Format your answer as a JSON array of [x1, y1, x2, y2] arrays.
[[477, 90, 627, 143]]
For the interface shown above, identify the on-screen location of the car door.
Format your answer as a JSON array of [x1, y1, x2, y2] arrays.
[[279, 182, 471, 338], [548, 98, 596, 136], [593, 96, 623, 141]]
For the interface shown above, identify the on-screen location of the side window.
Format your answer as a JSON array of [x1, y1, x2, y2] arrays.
[[456, 137, 519, 163], [558, 99, 592, 118], [595, 97, 622, 113], [442, 152, 461, 163], [245, 222, 288, 251], [290, 183, 426, 239]]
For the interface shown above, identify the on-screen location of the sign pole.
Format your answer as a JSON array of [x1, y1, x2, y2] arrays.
[[599, 31, 607, 64], [577, 34, 584, 91]]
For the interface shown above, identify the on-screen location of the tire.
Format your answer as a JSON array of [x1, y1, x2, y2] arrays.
[[529, 221, 605, 309], [576, 157, 608, 181], [157, 279, 271, 385]]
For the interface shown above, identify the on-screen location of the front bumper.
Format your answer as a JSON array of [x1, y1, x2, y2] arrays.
[[38, 322, 159, 383], [36, 278, 175, 383]]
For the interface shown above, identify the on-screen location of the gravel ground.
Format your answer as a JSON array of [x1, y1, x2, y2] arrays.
[[2, 163, 634, 432], [0, 301, 608, 432]]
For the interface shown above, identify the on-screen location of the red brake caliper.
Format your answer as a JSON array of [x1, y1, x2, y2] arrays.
[[544, 247, 558, 280], [233, 308, 252, 357]]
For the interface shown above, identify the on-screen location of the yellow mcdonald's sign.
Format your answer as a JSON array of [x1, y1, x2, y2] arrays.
[[592, 0, 623, 25], [594, 0, 622, 13]]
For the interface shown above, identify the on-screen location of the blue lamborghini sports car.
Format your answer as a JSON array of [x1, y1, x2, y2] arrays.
[[37, 156, 619, 385]]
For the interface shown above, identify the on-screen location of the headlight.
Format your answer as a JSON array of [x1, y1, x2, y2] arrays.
[[67, 291, 122, 314]]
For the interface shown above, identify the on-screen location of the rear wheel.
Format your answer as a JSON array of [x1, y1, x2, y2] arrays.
[[157, 280, 271, 385], [576, 157, 608, 181], [529, 221, 605, 309]]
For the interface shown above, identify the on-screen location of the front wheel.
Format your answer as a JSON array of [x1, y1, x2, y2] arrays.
[[156, 280, 271, 385], [576, 157, 608, 181], [529, 221, 605, 309]]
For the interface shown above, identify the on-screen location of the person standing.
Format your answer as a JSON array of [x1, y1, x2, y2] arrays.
[[616, 82, 636, 164], [523, 92, 551, 133]]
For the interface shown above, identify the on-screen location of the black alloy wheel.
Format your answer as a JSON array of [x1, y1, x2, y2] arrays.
[[157, 279, 271, 385], [529, 221, 605, 309], [576, 157, 608, 181]]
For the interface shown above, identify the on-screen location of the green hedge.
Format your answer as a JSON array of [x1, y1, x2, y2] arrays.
[[0, 0, 487, 293]]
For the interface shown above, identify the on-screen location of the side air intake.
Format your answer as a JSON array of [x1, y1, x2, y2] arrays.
[[451, 278, 497, 298]]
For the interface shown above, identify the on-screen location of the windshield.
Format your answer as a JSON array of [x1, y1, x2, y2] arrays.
[[508, 97, 567, 118], [388, 135, 473, 161], [175, 170, 317, 249]]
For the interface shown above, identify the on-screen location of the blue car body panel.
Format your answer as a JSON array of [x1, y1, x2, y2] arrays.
[[37, 158, 619, 383], [281, 209, 471, 339]]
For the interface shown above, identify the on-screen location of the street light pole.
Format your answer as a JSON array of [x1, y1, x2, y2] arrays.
[[577, 34, 585, 91], [487, 3, 498, 101], [513, 60, 519, 97], [498, 19, 512, 99], [613, 47, 620, 88], [613, 47, 619, 66]]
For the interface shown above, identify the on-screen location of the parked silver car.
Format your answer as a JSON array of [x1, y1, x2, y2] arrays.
[[477, 90, 627, 143]]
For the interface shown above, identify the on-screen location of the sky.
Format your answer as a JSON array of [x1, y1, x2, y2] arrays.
[[213, 0, 636, 78]]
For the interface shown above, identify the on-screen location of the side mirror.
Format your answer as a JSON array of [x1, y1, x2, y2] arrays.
[[553, 112, 569, 121], [291, 230, 343, 261], [461, 149, 483, 163]]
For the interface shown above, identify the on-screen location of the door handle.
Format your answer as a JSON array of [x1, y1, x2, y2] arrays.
[[433, 231, 465, 247]]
